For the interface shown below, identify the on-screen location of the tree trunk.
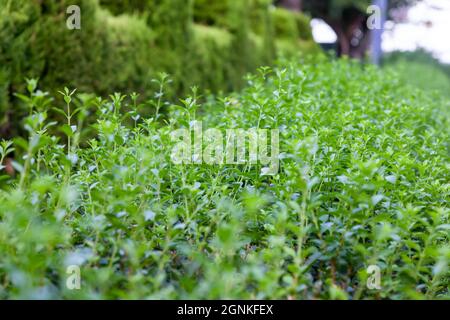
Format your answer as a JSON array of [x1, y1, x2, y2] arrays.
[[321, 7, 370, 59]]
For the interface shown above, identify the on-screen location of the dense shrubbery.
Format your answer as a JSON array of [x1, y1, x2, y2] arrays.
[[0, 57, 448, 299], [0, 0, 319, 137], [383, 50, 450, 98], [0, 0, 155, 136]]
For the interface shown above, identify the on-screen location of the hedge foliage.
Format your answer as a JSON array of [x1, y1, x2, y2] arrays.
[[0, 0, 155, 136], [0, 57, 448, 299], [383, 50, 450, 98], [0, 0, 319, 137]]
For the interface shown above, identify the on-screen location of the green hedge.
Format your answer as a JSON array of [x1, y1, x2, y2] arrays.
[[191, 24, 233, 93], [0, 0, 41, 134], [0, 0, 155, 136], [271, 7, 313, 41], [101, 0, 319, 79], [193, 0, 228, 27], [98, 0, 150, 15], [0, 57, 448, 299], [383, 50, 450, 98], [0, 0, 320, 137]]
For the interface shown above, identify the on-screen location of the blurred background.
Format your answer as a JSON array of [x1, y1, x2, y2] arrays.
[[1, 0, 450, 138]]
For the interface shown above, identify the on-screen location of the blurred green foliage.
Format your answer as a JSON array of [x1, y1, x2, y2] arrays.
[[0, 0, 155, 136], [0, 0, 319, 137], [383, 50, 450, 98], [272, 7, 312, 41]]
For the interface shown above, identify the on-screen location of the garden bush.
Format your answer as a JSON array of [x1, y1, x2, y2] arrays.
[[0, 0, 320, 138], [271, 7, 313, 41], [98, 0, 151, 15], [0, 0, 155, 137], [191, 25, 233, 93], [383, 50, 450, 98], [0, 0, 42, 136], [0, 57, 448, 299]]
